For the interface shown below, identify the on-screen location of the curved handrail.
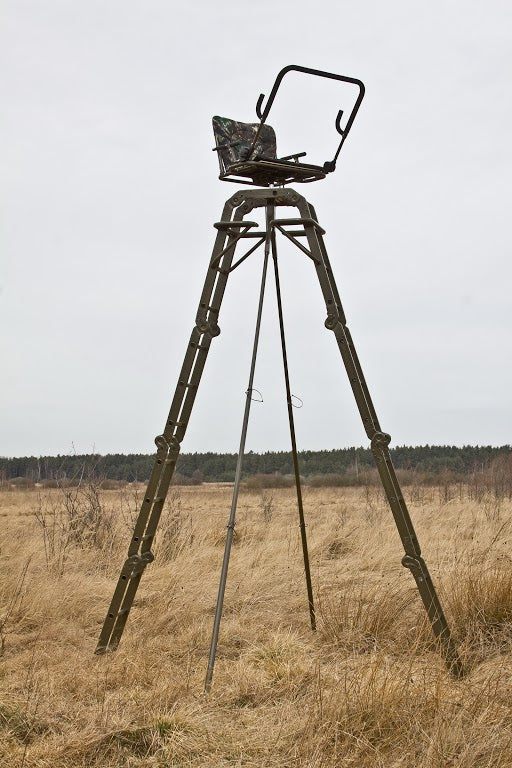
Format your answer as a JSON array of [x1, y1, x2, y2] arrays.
[[251, 64, 365, 173]]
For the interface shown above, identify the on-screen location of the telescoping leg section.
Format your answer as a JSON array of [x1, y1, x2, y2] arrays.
[[96, 186, 463, 681]]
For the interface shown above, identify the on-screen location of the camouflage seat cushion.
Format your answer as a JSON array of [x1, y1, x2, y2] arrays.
[[212, 116, 277, 170]]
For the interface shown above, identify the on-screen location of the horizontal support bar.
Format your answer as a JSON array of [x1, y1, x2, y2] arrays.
[[271, 217, 326, 235], [214, 221, 258, 230]]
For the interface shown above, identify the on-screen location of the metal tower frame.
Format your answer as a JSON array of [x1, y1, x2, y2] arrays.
[[95, 65, 463, 688]]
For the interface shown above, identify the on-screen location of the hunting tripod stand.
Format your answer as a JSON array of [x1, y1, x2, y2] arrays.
[[96, 65, 463, 688]]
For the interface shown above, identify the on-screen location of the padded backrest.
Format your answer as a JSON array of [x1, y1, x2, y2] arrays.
[[212, 116, 277, 171]]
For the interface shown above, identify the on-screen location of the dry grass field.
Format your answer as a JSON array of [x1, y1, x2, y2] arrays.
[[1, 481, 512, 767]]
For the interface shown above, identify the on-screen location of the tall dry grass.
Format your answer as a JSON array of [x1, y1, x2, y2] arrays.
[[1, 481, 512, 766]]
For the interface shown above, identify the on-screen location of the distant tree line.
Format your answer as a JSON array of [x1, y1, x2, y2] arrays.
[[1, 445, 511, 485]]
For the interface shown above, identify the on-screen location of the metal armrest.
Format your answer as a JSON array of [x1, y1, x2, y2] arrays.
[[252, 152, 307, 164], [277, 152, 307, 162]]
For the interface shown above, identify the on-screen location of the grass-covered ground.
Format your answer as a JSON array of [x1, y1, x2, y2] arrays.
[[1, 482, 512, 766]]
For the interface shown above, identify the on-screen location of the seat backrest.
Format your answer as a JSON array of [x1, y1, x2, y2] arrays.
[[212, 116, 277, 173]]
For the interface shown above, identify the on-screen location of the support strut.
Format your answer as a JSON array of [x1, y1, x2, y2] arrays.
[[271, 216, 316, 632], [204, 207, 271, 693]]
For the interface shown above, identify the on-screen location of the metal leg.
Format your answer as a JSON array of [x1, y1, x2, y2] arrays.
[[95, 192, 249, 654], [270, 216, 316, 631], [295, 196, 463, 677], [204, 207, 272, 693]]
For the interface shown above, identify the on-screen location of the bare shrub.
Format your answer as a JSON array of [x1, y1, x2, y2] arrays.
[[489, 454, 512, 500], [437, 471, 456, 505], [118, 484, 143, 532], [467, 455, 512, 506], [244, 473, 295, 490], [60, 481, 115, 549], [407, 478, 436, 506], [32, 477, 116, 574], [32, 491, 72, 574], [9, 477, 35, 490]]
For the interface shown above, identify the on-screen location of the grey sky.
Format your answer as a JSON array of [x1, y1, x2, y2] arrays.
[[1, 1, 511, 457]]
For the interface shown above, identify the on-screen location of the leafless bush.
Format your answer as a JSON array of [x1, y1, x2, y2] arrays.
[[33, 491, 72, 574], [60, 481, 115, 549], [8, 477, 35, 489], [118, 484, 143, 532], [32, 476, 116, 574], [468, 455, 512, 504], [244, 473, 295, 490], [490, 454, 512, 499], [407, 479, 436, 506]]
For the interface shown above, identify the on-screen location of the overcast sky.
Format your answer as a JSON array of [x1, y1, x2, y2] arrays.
[[1, 0, 511, 457]]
